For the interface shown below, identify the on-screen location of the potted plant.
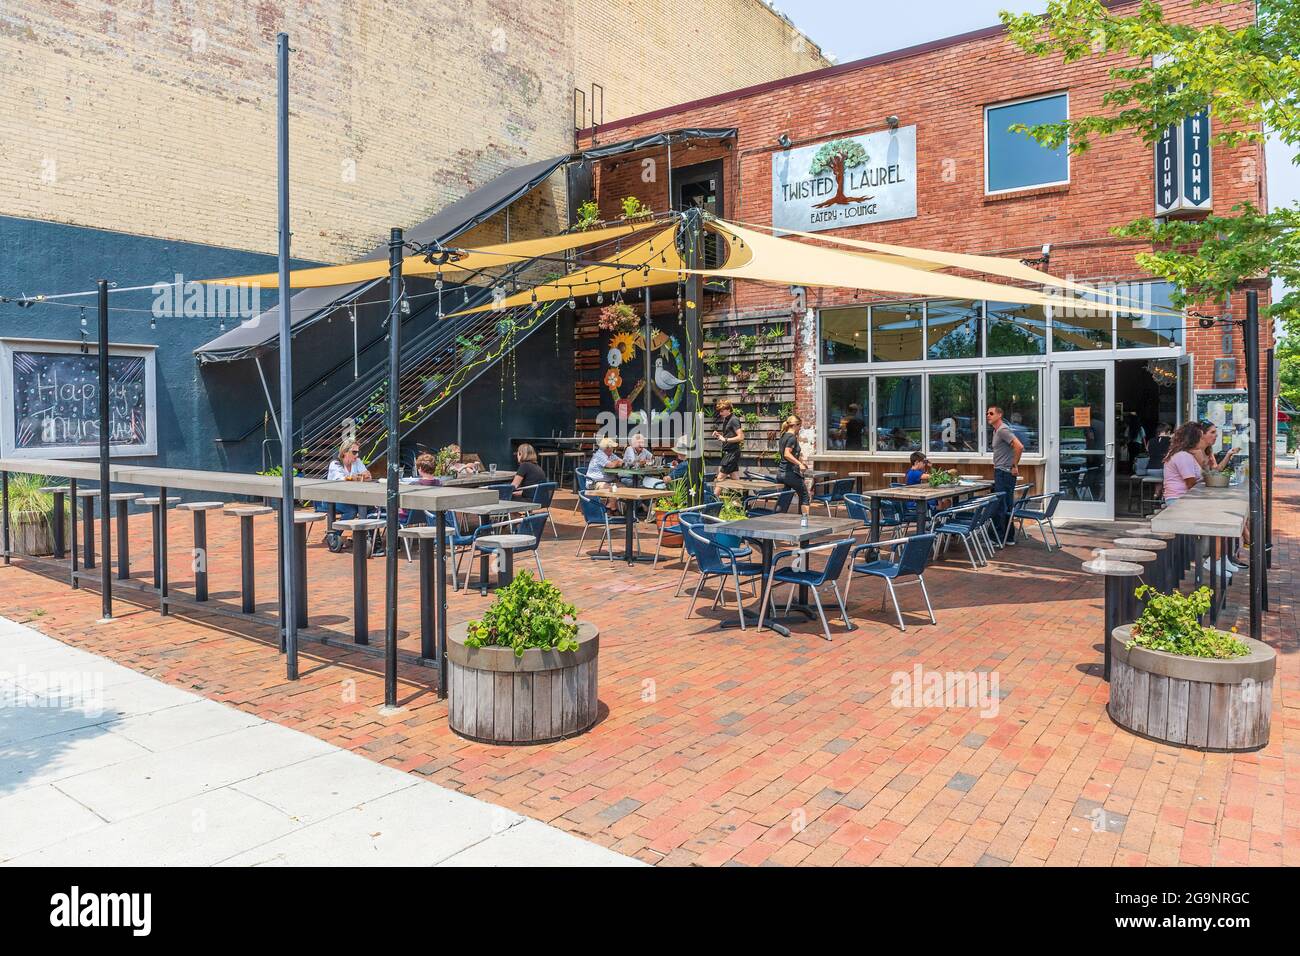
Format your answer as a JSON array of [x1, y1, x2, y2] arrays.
[[927, 467, 957, 488], [597, 302, 640, 334], [718, 495, 749, 521], [653, 478, 691, 529], [1203, 461, 1233, 488], [1109, 586, 1275, 751], [5, 474, 58, 556], [447, 572, 599, 744]]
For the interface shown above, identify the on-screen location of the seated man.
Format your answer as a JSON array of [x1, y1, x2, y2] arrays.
[[621, 434, 654, 486]]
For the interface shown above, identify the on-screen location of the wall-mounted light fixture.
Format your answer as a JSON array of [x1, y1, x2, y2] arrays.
[[886, 115, 900, 130], [776, 133, 792, 149]]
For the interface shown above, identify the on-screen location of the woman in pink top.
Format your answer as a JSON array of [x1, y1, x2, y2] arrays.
[[1162, 422, 1205, 501]]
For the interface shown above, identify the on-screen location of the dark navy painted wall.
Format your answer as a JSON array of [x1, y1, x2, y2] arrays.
[[0, 214, 317, 476]]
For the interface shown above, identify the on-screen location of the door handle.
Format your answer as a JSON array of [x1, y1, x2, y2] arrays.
[[1105, 442, 1115, 460]]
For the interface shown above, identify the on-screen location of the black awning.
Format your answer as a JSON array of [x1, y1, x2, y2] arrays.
[[579, 128, 737, 160], [194, 153, 569, 364]]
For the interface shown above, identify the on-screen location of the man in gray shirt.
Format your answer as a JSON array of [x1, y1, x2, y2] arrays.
[[987, 406, 1024, 544]]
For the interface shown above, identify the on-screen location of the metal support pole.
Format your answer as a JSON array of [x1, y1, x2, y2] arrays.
[[1245, 291, 1263, 641], [1264, 346, 1275, 609], [158, 485, 168, 614], [240, 515, 256, 614], [97, 279, 112, 620], [193, 511, 209, 602], [419, 536, 435, 659], [276, 31, 298, 680], [435, 510, 449, 700], [384, 227, 403, 709], [69, 477, 79, 588], [1, 470, 9, 565], [643, 286, 652, 436], [681, 207, 703, 500], [353, 530, 369, 645], [115, 498, 130, 580]]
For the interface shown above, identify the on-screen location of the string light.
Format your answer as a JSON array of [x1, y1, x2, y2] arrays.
[[79, 307, 87, 328], [149, 314, 156, 330]]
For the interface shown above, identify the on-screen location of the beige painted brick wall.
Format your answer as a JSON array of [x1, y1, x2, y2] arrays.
[[1, 0, 825, 264]]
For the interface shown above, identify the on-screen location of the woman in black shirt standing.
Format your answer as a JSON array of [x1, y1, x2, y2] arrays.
[[777, 414, 811, 516], [713, 398, 744, 480]]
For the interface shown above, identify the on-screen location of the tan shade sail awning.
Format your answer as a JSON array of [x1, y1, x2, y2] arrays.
[[732, 219, 1176, 315], [203, 221, 671, 289], [696, 220, 1091, 311], [446, 224, 694, 315]]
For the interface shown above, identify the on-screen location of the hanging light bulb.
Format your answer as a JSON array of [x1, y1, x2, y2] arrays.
[[79, 307, 87, 328], [435, 271, 443, 291], [596, 290, 604, 304], [149, 314, 156, 331], [567, 290, 576, 310]]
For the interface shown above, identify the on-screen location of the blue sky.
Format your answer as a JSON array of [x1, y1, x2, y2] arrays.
[[779, 0, 1294, 306]]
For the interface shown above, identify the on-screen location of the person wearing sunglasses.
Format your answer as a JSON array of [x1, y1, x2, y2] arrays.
[[323, 440, 373, 522]]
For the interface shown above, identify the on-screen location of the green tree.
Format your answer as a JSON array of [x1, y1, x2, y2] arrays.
[[1000, 1, 1299, 326], [808, 139, 871, 208]]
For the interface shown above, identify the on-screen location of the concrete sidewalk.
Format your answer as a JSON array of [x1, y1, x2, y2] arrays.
[[0, 616, 640, 867]]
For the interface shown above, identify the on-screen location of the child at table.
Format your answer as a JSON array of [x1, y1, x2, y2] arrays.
[[904, 452, 930, 486]]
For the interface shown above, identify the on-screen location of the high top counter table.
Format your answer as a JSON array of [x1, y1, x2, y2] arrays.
[[1152, 483, 1247, 624]]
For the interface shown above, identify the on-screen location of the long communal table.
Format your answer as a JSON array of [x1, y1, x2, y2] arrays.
[[857, 480, 994, 537], [1151, 482, 1247, 625], [0, 458, 494, 697]]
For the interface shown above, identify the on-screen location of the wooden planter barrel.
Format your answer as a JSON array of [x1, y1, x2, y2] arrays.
[[447, 622, 599, 745], [1108, 625, 1275, 752], [11, 512, 54, 557]]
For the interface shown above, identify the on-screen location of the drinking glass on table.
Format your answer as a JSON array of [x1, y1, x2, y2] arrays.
[[489, 463, 497, 474]]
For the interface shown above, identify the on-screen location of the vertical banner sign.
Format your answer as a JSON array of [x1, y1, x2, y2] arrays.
[[772, 126, 917, 233], [1154, 108, 1212, 217]]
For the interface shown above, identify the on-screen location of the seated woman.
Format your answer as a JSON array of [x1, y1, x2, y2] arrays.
[[442, 444, 483, 478], [511, 443, 547, 497], [398, 453, 442, 527], [320, 440, 371, 521]]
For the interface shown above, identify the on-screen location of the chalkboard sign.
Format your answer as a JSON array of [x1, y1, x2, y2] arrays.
[[1, 340, 157, 458]]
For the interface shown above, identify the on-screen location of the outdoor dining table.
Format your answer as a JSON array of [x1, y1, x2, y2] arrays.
[[604, 465, 672, 480], [440, 471, 515, 488], [858, 480, 994, 538], [584, 486, 672, 564], [714, 477, 780, 496], [703, 513, 861, 637]]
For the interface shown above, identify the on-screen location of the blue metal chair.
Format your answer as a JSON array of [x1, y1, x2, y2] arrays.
[[812, 477, 855, 517], [1004, 491, 1063, 551], [575, 491, 639, 560], [446, 510, 482, 590], [571, 466, 589, 511], [757, 538, 855, 641], [675, 510, 751, 595], [682, 524, 765, 629], [486, 482, 515, 501], [931, 495, 998, 568], [844, 493, 904, 538], [745, 489, 794, 516], [845, 533, 938, 631], [653, 500, 722, 568], [521, 481, 559, 537], [473, 511, 549, 581]]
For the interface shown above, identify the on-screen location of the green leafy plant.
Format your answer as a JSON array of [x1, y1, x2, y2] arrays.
[[5, 474, 59, 522], [927, 468, 957, 488], [655, 477, 691, 514], [433, 444, 461, 476], [718, 495, 748, 521], [742, 410, 760, 431], [574, 200, 600, 231], [597, 302, 640, 333], [765, 324, 786, 341], [465, 571, 580, 657], [1128, 585, 1249, 660], [753, 360, 784, 390], [619, 196, 653, 220], [738, 333, 759, 351]]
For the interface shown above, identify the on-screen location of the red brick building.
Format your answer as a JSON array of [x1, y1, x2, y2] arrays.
[[576, 0, 1269, 521]]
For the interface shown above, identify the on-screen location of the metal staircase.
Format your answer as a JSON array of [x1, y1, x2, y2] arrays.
[[293, 268, 566, 477]]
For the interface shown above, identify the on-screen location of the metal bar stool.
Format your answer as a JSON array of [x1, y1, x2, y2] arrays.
[[136, 495, 180, 585], [226, 505, 273, 613], [1082, 554, 1144, 681], [108, 492, 142, 579], [334, 517, 385, 644], [538, 449, 559, 483], [292, 511, 324, 628], [75, 487, 100, 569], [175, 502, 224, 601], [39, 485, 69, 558], [399, 524, 443, 659]]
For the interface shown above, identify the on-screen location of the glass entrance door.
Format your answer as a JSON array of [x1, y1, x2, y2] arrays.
[[1050, 363, 1114, 520]]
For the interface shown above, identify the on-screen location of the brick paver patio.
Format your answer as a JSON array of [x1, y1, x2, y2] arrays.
[[3, 474, 1296, 866]]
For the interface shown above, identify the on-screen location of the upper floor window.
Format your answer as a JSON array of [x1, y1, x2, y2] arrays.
[[985, 93, 1069, 194]]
